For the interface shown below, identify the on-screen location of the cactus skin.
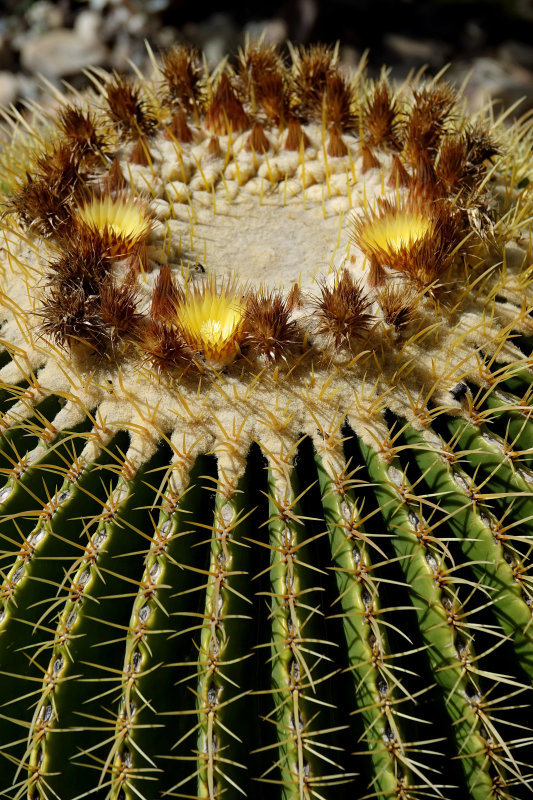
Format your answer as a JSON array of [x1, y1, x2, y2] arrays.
[[1, 42, 533, 800]]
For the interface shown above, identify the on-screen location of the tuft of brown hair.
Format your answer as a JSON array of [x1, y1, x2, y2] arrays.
[[377, 284, 418, 331], [98, 277, 142, 351], [291, 45, 355, 130], [136, 320, 192, 371], [204, 73, 249, 136], [38, 283, 105, 350], [57, 105, 108, 163], [284, 118, 310, 151], [245, 122, 270, 153], [312, 269, 373, 350], [242, 290, 299, 363], [401, 83, 456, 177], [238, 41, 289, 125], [150, 265, 182, 323], [104, 74, 158, 139], [159, 44, 203, 117], [363, 79, 400, 150], [435, 126, 499, 195]]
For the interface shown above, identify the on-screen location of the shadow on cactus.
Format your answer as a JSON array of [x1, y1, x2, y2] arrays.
[[0, 40, 533, 800]]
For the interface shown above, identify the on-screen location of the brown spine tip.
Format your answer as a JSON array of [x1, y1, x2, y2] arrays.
[[165, 107, 193, 143], [361, 144, 381, 173], [387, 153, 410, 189], [327, 124, 348, 157], [151, 265, 182, 322], [284, 118, 309, 151], [204, 73, 249, 136], [206, 135, 222, 158], [129, 136, 152, 166], [103, 157, 127, 193], [368, 254, 386, 288], [245, 122, 270, 153]]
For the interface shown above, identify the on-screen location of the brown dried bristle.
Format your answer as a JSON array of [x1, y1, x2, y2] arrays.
[[57, 105, 108, 161], [151, 265, 182, 323], [284, 118, 310, 151], [8, 142, 87, 237], [166, 107, 193, 143], [378, 284, 418, 330], [45, 233, 109, 291], [204, 73, 249, 136], [129, 136, 152, 166], [291, 44, 338, 123], [98, 277, 142, 350], [323, 72, 356, 131], [327, 124, 348, 157], [38, 283, 105, 350], [402, 84, 456, 174], [245, 122, 270, 153], [104, 74, 158, 139], [436, 126, 499, 194], [102, 157, 127, 193], [238, 41, 289, 125], [242, 290, 299, 363], [159, 44, 203, 116], [137, 320, 192, 371], [388, 153, 410, 189], [363, 79, 400, 150], [312, 269, 373, 350], [361, 144, 381, 173]]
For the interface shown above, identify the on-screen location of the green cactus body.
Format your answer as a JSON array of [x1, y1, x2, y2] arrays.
[[1, 41, 533, 800]]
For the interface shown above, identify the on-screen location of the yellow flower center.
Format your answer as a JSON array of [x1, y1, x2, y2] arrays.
[[361, 211, 432, 255], [77, 196, 151, 249], [177, 285, 246, 365]]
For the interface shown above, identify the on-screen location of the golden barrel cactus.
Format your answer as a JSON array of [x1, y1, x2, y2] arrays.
[[0, 41, 533, 800]]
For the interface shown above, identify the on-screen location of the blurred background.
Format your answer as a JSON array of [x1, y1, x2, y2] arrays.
[[1, 0, 533, 115]]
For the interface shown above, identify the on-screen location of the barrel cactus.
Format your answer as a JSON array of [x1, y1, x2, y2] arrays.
[[1, 41, 533, 800]]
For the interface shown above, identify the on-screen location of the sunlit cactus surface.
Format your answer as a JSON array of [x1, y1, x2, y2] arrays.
[[1, 41, 533, 800]]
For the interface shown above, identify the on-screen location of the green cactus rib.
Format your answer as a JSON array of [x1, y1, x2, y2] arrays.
[[401, 423, 533, 679], [355, 441, 518, 798], [263, 452, 347, 800]]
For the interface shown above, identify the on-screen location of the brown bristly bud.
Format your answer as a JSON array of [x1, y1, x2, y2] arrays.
[[284, 118, 309, 151], [238, 41, 289, 125], [129, 136, 152, 166], [38, 283, 105, 350], [204, 73, 249, 136], [401, 83, 456, 169], [206, 135, 222, 158], [291, 44, 337, 123], [57, 105, 108, 162], [242, 290, 299, 363], [159, 44, 203, 116], [312, 269, 373, 350], [327, 124, 348, 157], [436, 126, 499, 194], [387, 153, 410, 189], [104, 74, 158, 139], [45, 231, 109, 290], [151, 265, 182, 323], [98, 276, 142, 350], [165, 107, 193, 143], [287, 282, 302, 310], [363, 80, 400, 150], [324, 72, 356, 131], [245, 122, 270, 153], [7, 142, 86, 237], [361, 144, 381, 173], [102, 158, 126, 193], [136, 319, 192, 371], [377, 284, 418, 331]]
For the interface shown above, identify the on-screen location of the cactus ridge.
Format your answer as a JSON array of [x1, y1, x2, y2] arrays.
[[0, 40, 533, 800]]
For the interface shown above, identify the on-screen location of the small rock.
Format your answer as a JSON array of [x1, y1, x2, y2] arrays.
[[21, 28, 109, 79], [384, 33, 451, 69]]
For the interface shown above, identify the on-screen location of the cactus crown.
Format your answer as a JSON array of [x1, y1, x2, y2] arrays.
[[0, 40, 533, 800]]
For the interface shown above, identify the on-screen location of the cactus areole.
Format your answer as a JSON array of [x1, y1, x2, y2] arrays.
[[1, 42, 533, 800]]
